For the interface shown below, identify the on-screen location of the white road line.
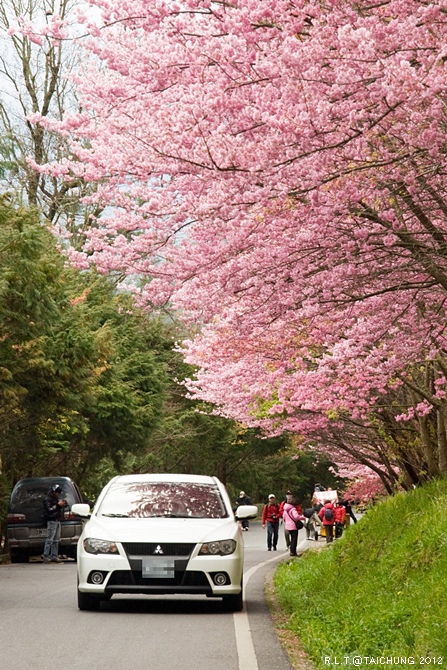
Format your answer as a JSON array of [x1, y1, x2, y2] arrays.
[[234, 539, 308, 670]]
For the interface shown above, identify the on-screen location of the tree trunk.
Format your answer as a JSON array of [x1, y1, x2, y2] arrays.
[[418, 414, 440, 477], [437, 407, 447, 474]]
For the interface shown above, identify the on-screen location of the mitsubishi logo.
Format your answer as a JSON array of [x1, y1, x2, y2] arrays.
[[153, 545, 164, 555]]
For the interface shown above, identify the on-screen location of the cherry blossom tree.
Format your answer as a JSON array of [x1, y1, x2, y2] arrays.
[[26, 0, 447, 486]]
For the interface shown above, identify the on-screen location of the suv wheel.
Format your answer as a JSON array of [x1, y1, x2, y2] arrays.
[[10, 550, 29, 564]]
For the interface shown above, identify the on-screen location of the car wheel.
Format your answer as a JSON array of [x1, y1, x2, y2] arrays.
[[77, 588, 101, 611], [222, 581, 243, 612], [10, 550, 29, 563]]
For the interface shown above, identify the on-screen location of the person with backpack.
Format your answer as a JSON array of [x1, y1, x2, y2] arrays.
[[279, 490, 302, 548], [282, 496, 306, 557], [318, 499, 336, 543], [262, 494, 281, 551]]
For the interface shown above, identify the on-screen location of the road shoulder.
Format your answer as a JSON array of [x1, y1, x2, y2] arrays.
[[264, 546, 324, 670]]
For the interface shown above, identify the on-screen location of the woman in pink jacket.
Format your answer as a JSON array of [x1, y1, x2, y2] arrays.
[[283, 498, 306, 557]]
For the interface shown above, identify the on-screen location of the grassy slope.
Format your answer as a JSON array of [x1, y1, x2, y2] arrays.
[[274, 477, 447, 665]]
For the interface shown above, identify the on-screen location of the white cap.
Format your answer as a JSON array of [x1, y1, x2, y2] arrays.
[[268, 494, 275, 499]]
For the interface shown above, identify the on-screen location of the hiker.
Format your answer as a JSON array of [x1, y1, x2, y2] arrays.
[[235, 491, 252, 530], [334, 500, 346, 539], [283, 496, 306, 557], [342, 498, 357, 524], [318, 499, 336, 543], [262, 494, 281, 551], [279, 490, 302, 548], [303, 505, 321, 541]]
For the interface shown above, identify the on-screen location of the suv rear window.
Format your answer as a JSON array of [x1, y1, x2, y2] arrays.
[[9, 479, 80, 524], [98, 481, 228, 519]]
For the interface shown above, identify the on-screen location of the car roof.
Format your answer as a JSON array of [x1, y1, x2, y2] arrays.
[[12, 476, 76, 487]]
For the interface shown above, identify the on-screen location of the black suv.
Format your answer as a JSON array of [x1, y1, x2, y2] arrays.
[[6, 477, 87, 563]]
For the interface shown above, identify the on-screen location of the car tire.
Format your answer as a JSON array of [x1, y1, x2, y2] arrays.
[[222, 581, 243, 612], [10, 550, 29, 563], [77, 588, 101, 611]]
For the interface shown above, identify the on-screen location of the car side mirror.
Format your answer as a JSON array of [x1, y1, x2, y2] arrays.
[[71, 503, 91, 518], [235, 504, 258, 520]]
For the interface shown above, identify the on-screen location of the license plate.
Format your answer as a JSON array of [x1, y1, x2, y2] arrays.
[[142, 557, 175, 578], [35, 528, 48, 537]]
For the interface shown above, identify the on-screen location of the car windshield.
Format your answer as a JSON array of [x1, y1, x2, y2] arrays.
[[97, 481, 229, 519]]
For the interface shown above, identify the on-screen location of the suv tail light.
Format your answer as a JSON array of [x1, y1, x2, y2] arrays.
[[7, 514, 26, 523], [63, 511, 77, 520]]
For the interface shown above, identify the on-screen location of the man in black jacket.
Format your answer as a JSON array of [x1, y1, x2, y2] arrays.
[[41, 484, 67, 563]]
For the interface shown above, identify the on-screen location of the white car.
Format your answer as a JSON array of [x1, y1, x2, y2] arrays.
[[72, 474, 258, 611]]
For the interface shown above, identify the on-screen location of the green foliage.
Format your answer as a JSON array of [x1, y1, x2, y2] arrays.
[[274, 477, 447, 662], [0, 198, 169, 501]]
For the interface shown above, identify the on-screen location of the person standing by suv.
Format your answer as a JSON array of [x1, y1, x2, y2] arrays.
[[42, 484, 67, 563]]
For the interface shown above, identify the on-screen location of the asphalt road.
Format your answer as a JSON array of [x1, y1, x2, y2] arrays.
[[0, 520, 311, 670]]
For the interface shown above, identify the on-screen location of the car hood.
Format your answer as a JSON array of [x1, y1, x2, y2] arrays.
[[82, 516, 239, 543]]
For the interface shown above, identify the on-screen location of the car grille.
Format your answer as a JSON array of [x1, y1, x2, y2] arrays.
[[122, 542, 196, 557], [107, 570, 210, 588], [107, 543, 213, 595]]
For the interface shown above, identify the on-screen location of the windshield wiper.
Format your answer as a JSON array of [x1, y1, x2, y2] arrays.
[[101, 513, 130, 518]]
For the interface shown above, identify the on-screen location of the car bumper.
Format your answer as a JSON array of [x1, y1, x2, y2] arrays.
[[77, 547, 243, 597], [7, 523, 82, 551]]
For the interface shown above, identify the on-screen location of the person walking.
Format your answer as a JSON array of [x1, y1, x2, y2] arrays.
[[279, 491, 304, 548], [235, 491, 252, 530], [334, 500, 346, 539], [41, 484, 67, 563], [303, 504, 321, 541], [318, 498, 336, 543], [262, 494, 281, 551], [279, 491, 294, 548], [283, 496, 306, 557], [342, 498, 357, 524]]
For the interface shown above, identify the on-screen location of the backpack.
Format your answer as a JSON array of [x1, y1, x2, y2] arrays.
[[286, 507, 303, 530], [324, 506, 334, 521], [304, 507, 314, 518]]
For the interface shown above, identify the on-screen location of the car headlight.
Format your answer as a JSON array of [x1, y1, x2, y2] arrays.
[[83, 538, 118, 555], [199, 539, 237, 556]]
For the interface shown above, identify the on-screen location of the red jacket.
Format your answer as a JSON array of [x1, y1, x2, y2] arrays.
[[334, 505, 346, 523], [318, 502, 336, 526], [262, 502, 281, 524]]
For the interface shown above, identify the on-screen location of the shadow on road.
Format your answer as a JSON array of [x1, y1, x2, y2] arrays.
[[98, 596, 234, 615]]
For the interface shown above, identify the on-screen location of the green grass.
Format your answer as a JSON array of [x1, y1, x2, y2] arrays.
[[274, 478, 447, 667]]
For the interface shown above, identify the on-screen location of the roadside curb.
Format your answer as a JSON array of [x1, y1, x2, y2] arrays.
[[264, 544, 327, 670]]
